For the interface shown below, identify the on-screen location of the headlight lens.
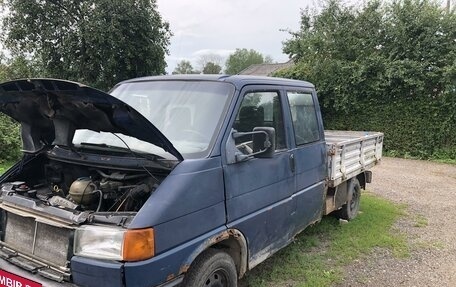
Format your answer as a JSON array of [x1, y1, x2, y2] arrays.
[[74, 225, 125, 260], [74, 225, 155, 261]]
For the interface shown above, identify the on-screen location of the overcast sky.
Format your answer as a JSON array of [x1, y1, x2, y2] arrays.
[[155, 0, 454, 73], [156, 0, 324, 73], [2, 0, 449, 74]]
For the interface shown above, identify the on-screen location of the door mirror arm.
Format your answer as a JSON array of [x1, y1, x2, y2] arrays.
[[225, 127, 276, 164], [233, 130, 271, 161]]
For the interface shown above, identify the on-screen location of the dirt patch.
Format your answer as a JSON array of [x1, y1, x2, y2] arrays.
[[338, 157, 456, 287]]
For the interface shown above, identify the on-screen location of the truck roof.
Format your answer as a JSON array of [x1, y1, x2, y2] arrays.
[[119, 74, 315, 90]]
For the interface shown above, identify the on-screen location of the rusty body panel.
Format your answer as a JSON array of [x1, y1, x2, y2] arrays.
[[180, 229, 248, 278]]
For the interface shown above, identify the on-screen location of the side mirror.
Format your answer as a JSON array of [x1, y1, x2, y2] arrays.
[[252, 127, 275, 158], [226, 127, 275, 163]]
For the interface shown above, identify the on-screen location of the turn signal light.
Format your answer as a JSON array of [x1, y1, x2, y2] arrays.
[[122, 228, 155, 261]]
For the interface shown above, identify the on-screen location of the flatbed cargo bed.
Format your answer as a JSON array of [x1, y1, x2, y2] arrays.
[[325, 130, 383, 187]]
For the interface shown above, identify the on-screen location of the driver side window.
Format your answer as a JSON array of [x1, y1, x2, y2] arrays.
[[233, 91, 286, 151]]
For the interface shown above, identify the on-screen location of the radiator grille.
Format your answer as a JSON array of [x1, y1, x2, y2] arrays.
[[3, 212, 72, 268]]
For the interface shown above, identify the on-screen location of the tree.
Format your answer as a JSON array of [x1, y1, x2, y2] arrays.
[[197, 53, 223, 71], [173, 60, 195, 74], [225, 48, 273, 75], [0, 54, 42, 82], [1, 0, 171, 91], [279, 0, 456, 159], [202, 62, 222, 74], [264, 55, 274, 64], [0, 54, 40, 161]]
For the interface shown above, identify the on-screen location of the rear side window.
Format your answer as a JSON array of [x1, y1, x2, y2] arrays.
[[286, 91, 320, 145]]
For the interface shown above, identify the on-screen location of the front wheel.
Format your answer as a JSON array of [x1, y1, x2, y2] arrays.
[[337, 178, 361, 221], [183, 249, 237, 287]]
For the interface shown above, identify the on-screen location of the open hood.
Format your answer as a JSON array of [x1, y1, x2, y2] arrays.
[[0, 78, 183, 161]]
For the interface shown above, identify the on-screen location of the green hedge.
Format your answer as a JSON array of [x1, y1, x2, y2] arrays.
[[277, 0, 456, 160], [322, 94, 456, 159], [0, 114, 21, 161]]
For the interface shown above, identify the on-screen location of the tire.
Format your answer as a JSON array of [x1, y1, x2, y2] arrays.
[[337, 178, 361, 221], [182, 249, 238, 287]]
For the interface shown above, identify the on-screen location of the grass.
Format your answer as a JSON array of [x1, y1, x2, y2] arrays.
[[384, 150, 456, 165], [413, 214, 428, 228], [0, 161, 13, 174], [240, 193, 408, 287], [433, 158, 456, 165]]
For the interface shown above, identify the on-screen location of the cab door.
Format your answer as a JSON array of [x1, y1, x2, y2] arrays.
[[286, 89, 327, 233], [222, 87, 296, 266]]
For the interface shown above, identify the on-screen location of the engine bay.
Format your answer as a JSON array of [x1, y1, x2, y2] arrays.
[[0, 153, 166, 215]]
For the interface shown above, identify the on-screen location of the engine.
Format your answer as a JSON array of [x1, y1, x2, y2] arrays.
[[2, 161, 160, 213]]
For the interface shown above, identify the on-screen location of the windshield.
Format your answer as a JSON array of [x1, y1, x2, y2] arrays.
[[73, 80, 234, 159]]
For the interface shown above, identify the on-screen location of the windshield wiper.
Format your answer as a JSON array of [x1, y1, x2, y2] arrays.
[[79, 142, 130, 152], [78, 142, 161, 162]]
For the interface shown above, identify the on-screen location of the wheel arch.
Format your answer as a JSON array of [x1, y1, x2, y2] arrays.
[[180, 229, 248, 279], [356, 172, 366, 189]]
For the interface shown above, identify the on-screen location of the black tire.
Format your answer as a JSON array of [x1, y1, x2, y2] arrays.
[[337, 178, 361, 221], [182, 249, 237, 287]]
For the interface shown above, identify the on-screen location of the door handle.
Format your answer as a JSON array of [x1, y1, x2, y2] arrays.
[[289, 154, 295, 173]]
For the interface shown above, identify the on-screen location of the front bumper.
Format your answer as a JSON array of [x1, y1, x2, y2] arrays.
[[0, 258, 77, 287], [0, 257, 184, 287]]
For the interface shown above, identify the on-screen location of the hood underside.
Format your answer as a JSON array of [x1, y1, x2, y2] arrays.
[[0, 78, 183, 161]]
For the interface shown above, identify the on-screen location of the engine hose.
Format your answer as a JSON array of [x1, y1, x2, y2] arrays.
[[95, 169, 146, 180], [95, 190, 103, 212]]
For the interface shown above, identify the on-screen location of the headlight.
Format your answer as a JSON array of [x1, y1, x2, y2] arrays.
[[74, 225, 154, 262]]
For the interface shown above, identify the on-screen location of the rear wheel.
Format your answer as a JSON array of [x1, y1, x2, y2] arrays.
[[337, 178, 361, 221], [183, 249, 237, 287]]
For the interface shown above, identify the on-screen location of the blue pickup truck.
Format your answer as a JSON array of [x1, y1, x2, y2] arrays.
[[0, 76, 383, 287]]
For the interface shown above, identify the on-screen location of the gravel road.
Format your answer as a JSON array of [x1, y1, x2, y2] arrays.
[[338, 157, 456, 287]]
